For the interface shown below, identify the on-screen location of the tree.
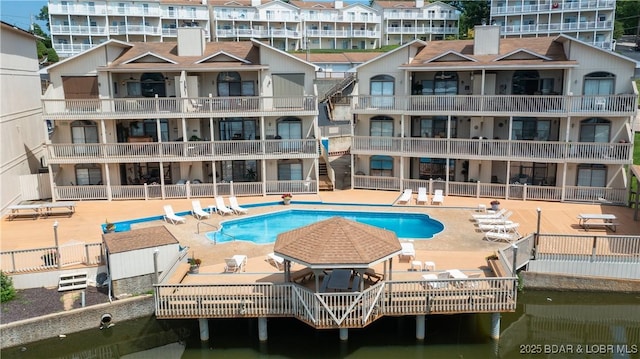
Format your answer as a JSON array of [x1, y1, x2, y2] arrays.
[[458, 1, 490, 38], [615, 1, 640, 36], [0, 271, 16, 302], [36, 5, 50, 30]]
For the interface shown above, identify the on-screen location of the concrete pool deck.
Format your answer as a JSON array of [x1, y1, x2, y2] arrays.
[[1, 189, 638, 276]]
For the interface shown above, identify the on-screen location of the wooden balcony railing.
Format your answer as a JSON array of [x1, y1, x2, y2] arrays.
[[46, 139, 319, 163], [42, 96, 318, 119], [352, 94, 637, 116], [154, 277, 517, 326], [352, 137, 633, 163]]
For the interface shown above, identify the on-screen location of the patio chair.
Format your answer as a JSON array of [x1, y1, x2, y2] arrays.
[[228, 196, 248, 215], [266, 252, 285, 270], [215, 196, 234, 216], [191, 200, 210, 220], [416, 187, 428, 205], [422, 272, 449, 289], [431, 189, 444, 205], [477, 222, 520, 234], [484, 230, 520, 243], [396, 189, 412, 204], [163, 205, 186, 225], [475, 211, 513, 225], [472, 208, 507, 220], [224, 254, 247, 272], [399, 242, 416, 261]]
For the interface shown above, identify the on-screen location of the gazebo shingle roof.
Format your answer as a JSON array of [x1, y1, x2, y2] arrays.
[[103, 226, 179, 254], [274, 217, 401, 267]]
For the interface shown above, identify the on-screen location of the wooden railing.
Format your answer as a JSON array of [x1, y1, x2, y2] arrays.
[[0, 243, 103, 273], [352, 137, 633, 163], [352, 94, 637, 116], [47, 139, 320, 163], [154, 276, 517, 327], [42, 96, 318, 119]]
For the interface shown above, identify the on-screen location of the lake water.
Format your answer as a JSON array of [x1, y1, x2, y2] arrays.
[[3, 290, 639, 359]]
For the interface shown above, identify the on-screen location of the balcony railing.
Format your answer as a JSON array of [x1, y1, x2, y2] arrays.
[[42, 96, 318, 120], [491, 0, 615, 14], [500, 21, 613, 35], [351, 137, 632, 163], [50, 25, 109, 35], [384, 12, 459, 20], [352, 94, 637, 117], [385, 26, 458, 34], [46, 139, 319, 164]]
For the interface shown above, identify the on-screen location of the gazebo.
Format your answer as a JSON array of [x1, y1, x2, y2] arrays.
[[274, 216, 403, 292]]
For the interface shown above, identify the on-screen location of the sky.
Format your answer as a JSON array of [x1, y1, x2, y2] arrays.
[[0, 0, 48, 32]]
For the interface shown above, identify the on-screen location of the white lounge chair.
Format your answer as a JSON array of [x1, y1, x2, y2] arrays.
[[475, 211, 513, 224], [224, 254, 247, 272], [215, 196, 234, 216], [416, 187, 428, 205], [477, 222, 520, 233], [396, 189, 412, 204], [163, 205, 186, 225], [228, 196, 248, 215], [191, 200, 210, 220], [472, 208, 507, 220], [266, 252, 285, 270], [431, 189, 444, 205], [422, 272, 450, 289], [399, 242, 416, 261], [484, 230, 519, 243]]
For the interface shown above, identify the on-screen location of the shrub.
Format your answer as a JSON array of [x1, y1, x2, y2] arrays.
[[0, 271, 16, 302]]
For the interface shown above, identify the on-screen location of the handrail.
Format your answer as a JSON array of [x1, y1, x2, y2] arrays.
[[196, 221, 218, 235]]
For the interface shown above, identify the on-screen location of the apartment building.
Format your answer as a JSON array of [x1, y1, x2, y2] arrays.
[[41, 28, 321, 201], [0, 22, 48, 210], [48, 0, 459, 57], [490, 0, 616, 50], [349, 26, 638, 204]]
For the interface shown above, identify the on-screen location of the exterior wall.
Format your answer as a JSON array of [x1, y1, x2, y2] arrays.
[[112, 273, 155, 297], [521, 271, 640, 293], [0, 24, 46, 210], [107, 243, 179, 280]]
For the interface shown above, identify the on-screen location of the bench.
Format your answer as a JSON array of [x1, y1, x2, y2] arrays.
[[577, 214, 619, 232], [6, 204, 42, 220], [42, 201, 76, 218], [290, 268, 314, 283]]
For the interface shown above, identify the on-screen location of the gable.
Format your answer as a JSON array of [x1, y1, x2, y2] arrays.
[[495, 49, 551, 62], [123, 52, 177, 65], [424, 51, 476, 63], [197, 51, 250, 64]]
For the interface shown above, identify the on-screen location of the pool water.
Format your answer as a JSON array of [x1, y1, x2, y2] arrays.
[[206, 209, 444, 244]]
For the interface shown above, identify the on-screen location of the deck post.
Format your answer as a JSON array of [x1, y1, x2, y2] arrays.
[[198, 318, 209, 342], [490, 313, 501, 339], [258, 317, 268, 342], [416, 315, 425, 340], [339, 328, 348, 341]]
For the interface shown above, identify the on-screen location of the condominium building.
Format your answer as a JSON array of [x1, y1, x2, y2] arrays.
[[42, 28, 321, 201], [490, 0, 616, 50], [48, 0, 459, 57], [349, 25, 637, 204]]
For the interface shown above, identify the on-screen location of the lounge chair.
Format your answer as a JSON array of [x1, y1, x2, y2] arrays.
[[399, 242, 416, 261], [215, 196, 234, 216], [266, 252, 285, 270], [477, 222, 520, 233], [191, 200, 210, 220], [416, 187, 428, 205], [485, 230, 519, 243], [472, 208, 507, 220], [163, 205, 186, 225], [422, 272, 449, 289], [431, 189, 444, 205], [475, 211, 513, 224], [228, 196, 248, 215], [396, 189, 412, 204], [224, 254, 247, 272]]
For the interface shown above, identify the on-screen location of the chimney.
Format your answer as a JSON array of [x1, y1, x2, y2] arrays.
[[415, 0, 424, 7], [251, 0, 261, 6], [335, 0, 343, 9], [473, 25, 500, 56], [177, 27, 205, 57]]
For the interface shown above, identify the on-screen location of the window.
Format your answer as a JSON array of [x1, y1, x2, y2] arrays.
[[277, 117, 302, 139], [71, 120, 98, 156], [75, 164, 102, 185], [370, 75, 394, 108], [577, 164, 606, 187], [418, 158, 452, 180], [411, 116, 453, 138], [433, 72, 458, 95], [217, 72, 242, 97], [370, 116, 393, 137], [370, 155, 393, 177], [277, 160, 302, 180], [512, 117, 550, 141], [219, 118, 256, 140], [140, 73, 166, 98], [220, 160, 258, 182], [130, 119, 168, 142], [583, 72, 614, 95], [512, 70, 540, 95], [579, 118, 610, 143]]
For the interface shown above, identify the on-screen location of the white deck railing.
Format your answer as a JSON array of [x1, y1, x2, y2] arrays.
[[42, 96, 317, 119], [0, 243, 103, 273], [154, 277, 517, 326], [535, 234, 640, 263]]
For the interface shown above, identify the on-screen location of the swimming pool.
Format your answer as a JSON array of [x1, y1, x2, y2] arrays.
[[206, 209, 444, 244]]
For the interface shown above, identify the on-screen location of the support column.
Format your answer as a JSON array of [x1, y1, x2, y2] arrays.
[[490, 312, 501, 340], [416, 315, 425, 340], [339, 328, 348, 341], [258, 317, 268, 342], [198, 318, 209, 342]]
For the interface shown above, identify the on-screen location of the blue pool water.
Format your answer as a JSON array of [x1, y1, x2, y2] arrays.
[[206, 209, 444, 244]]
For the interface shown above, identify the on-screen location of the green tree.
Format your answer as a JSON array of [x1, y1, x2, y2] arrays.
[[47, 48, 59, 63], [459, 1, 490, 38], [615, 1, 640, 36], [36, 5, 50, 30], [0, 271, 16, 302]]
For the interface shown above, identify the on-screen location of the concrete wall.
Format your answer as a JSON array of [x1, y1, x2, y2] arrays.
[[521, 271, 640, 293], [112, 273, 155, 298], [0, 295, 154, 349]]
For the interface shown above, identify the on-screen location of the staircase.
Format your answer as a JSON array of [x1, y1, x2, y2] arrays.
[[318, 161, 334, 191]]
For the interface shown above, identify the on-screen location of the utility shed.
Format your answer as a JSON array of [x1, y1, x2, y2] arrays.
[[103, 226, 180, 297]]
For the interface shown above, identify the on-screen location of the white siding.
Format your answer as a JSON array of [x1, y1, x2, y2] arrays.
[[108, 243, 180, 280]]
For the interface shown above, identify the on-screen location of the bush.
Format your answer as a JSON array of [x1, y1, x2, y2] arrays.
[[0, 271, 16, 302]]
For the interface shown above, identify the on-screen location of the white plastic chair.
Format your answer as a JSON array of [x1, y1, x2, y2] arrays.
[[163, 205, 186, 225], [228, 196, 248, 214], [215, 196, 234, 216], [191, 200, 210, 219]]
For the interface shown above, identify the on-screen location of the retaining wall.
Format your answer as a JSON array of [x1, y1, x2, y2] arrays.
[[521, 271, 640, 293]]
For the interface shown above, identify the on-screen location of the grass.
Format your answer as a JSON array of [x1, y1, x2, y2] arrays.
[[635, 132, 640, 165]]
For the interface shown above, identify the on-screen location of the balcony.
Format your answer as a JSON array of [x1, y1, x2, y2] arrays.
[[109, 24, 161, 36], [50, 25, 108, 36], [384, 12, 459, 20], [161, 8, 209, 20], [46, 139, 319, 164], [352, 94, 637, 117], [491, 0, 615, 15], [351, 137, 632, 164], [386, 26, 458, 34], [42, 96, 318, 120], [501, 21, 613, 35], [52, 43, 96, 56]]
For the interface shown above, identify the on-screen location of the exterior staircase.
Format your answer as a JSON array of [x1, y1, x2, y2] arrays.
[[318, 160, 333, 191]]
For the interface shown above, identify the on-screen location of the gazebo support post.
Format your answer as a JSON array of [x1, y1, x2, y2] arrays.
[[490, 313, 501, 339], [416, 315, 425, 340], [258, 317, 268, 342], [198, 318, 209, 342], [339, 328, 348, 341]]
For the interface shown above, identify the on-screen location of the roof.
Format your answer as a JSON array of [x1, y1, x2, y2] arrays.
[[374, 1, 422, 8], [274, 217, 402, 268], [103, 226, 179, 254], [292, 52, 384, 64], [403, 37, 576, 69], [0, 21, 38, 39]]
